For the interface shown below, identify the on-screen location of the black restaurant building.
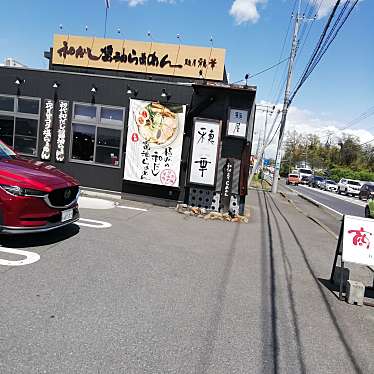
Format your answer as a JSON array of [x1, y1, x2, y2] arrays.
[[0, 34, 256, 213]]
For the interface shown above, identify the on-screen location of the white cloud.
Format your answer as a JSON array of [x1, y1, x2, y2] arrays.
[[124, 0, 176, 5], [229, 0, 267, 25], [253, 102, 374, 158], [127, 0, 146, 6], [310, 0, 364, 19]]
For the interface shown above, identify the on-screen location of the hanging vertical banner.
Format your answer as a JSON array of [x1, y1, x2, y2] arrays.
[[189, 118, 221, 186], [220, 159, 234, 212], [55, 100, 69, 162], [40, 99, 55, 161], [124, 99, 186, 187], [227, 108, 248, 138]]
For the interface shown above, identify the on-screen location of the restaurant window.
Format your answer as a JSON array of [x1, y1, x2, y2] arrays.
[[0, 96, 14, 112], [0, 95, 40, 156], [70, 103, 124, 167]]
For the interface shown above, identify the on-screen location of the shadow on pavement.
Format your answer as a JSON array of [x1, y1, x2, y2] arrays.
[[319, 277, 374, 305], [0, 224, 80, 248], [267, 192, 365, 374], [318, 278, 341, 300]]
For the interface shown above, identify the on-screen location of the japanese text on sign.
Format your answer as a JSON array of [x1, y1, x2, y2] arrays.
[[41, 99, 54, 161], [227, 109, 248, 138], [56, 100, 69, 162], [189, 119, 220, 186], [342, 215, 374, 266], [124, 99, 186, 187], [52, 35, 226, 81]]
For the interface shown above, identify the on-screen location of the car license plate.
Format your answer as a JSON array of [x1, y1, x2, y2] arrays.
[[61, 209, 73, 222]]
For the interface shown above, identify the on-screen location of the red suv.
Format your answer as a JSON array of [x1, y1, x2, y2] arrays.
[[0, 140, 80, 234]]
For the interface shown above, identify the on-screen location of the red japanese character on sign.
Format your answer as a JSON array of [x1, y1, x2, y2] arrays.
[[160, 169, 176, 186], [347, 227, 372, 249], [132, 133, 139, 142]]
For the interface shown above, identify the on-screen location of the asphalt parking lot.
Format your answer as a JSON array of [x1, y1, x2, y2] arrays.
[[1, 193, 374, 374]]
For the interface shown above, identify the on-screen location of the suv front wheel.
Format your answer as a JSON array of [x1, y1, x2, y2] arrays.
[[365, 206, 371, 218]]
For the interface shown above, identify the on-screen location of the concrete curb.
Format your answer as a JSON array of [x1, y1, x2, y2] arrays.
[[283, 185, 343, 218], [80, 187, 122, 201], [279, 191, 339, 240]]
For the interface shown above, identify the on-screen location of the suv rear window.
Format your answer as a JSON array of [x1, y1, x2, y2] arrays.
[[368, 185, 374, 191], [289, 174, 299, 178], [347, 180, 360, 186]]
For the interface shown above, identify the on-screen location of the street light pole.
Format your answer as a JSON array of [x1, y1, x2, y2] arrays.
[[271, 0, 302, 194]]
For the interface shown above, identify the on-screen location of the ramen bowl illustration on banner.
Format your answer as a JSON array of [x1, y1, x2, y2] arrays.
[[134, 102, 179, 147]]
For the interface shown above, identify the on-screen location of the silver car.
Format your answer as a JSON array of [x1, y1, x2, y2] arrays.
[[322, 179, 338, 192]]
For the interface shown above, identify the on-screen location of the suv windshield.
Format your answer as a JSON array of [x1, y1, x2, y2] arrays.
[[368, 185, 374, 191], [299, 169, 312, 174], [0, 141, 16, 159], [326, 180, 336, 184], [348, 180, 360, 186], [289, 174, 299, 178], [315, 176, 324, 181]]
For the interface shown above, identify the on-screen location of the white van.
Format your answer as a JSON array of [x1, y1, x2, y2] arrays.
[[297, 168, 313, 184]]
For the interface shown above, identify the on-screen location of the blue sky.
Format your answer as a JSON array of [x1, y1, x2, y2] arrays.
[[1, 0, 373, 149]]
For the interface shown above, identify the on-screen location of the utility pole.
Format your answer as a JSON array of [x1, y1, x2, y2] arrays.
[[271, 0, 302, 194], [256, 104, 275, 169], [248, 109, 281, 188]]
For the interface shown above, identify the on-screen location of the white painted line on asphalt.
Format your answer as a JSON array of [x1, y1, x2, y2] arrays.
[[300, 185, 366, 207], [303, 196, 343, 217], [78, 196, 115, 210], [77, 218, 112, 228], [116, 205, 148, 212], [0, 247, 40, 266], [287, 186, 343, 217]]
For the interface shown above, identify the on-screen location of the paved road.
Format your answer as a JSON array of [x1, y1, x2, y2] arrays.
[[1, 194, 374, 373], [286, 183, 366, 217]]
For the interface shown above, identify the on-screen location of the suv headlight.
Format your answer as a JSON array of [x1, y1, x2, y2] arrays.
[[0, 185, 47, 197]]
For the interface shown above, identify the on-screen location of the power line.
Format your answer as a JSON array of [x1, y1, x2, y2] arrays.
[[290, 0, 359, 103], [232, 57, 290, 84], [360, 137, 374, 146], [317, 105, 374, 140], [303, 0, 358, 83], [290, 0, 342, 102], [267, 0, 297, 104], [267, 120, 282, 145]]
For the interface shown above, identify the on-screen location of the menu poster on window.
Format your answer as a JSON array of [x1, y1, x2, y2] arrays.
[[40, 99, 55, 161], [189, 118, 221, 186], [124, 99, 186, 187], [227, 109, 248, 138], [55, 100, 69, 162]]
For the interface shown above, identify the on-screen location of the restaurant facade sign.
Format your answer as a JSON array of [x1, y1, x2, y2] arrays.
[[189, 118, 221, 186], [227, 108, 248, 138], [55, 100, 69, 162], [52, 34, 226, 81], [124, 99, 186, 187], [40, 99, 54, 161]]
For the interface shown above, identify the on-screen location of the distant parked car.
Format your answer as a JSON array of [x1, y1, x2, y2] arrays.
[[321, 179, 338, 192], [308, 175, 325, 188], [297, 168, 313, 184], [359, 183, 374, 201], [286, 173, 300, 186], [365, 198, 374, 218], [337, 179, 362, 196]]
